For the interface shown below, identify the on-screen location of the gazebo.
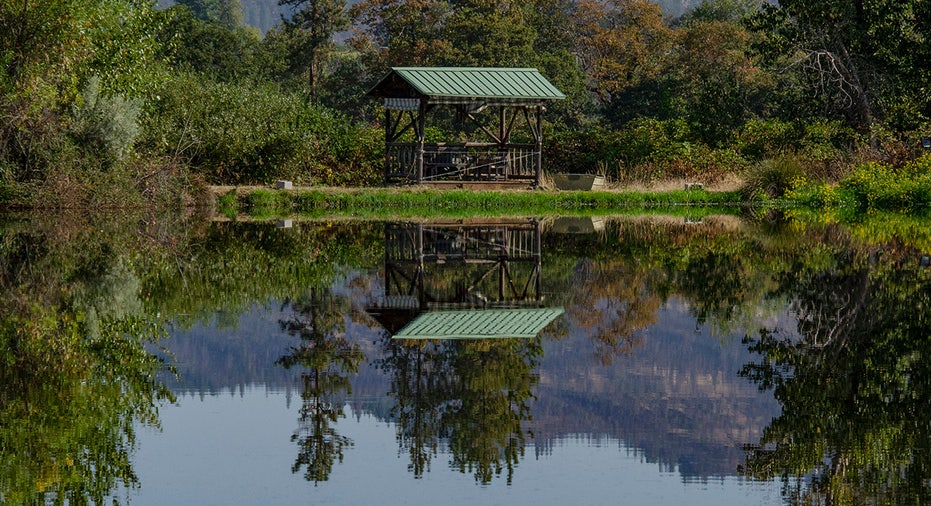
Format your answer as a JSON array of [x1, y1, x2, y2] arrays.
[[367, 67, 565, 187]]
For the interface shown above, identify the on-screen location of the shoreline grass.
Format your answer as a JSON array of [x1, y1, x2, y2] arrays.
[[225, 187, 748, 219]]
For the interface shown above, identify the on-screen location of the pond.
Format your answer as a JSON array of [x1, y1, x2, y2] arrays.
[[1, 211, 929, 504]]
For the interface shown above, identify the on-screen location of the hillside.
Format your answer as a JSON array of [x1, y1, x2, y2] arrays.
[[157, 0, 707, 35]]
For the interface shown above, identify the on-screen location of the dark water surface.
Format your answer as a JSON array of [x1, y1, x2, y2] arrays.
[[2, 212, 929, 505]]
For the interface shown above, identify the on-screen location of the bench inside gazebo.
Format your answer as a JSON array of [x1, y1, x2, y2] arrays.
[[367, 67, 565, 187]]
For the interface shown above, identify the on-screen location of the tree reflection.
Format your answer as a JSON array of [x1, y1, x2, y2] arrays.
[[0, 226, 172, 504], [277, 289, 365, 484], [380, 336, 542, 484], [566, 258, 657, 365], [740, 243, 931, 503]]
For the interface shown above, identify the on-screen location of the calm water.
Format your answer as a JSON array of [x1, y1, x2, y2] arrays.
[[2, 212, 929, 505]]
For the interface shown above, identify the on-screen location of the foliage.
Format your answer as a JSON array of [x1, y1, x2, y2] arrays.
[[734, 118, 797, 160], [379, 335, 542, 484], [176, 0, 244, 28], [0, 0, 164, 185], [547, 119, 749, 184], [2, 0, 931, 207], [572, 0, 673, 108], [160, 5, 264, 82], [681, 0, 762, 24], [741, 154, 808, 200], [277, 290, 365, 483], [788, 154, 931, 213], [279, 0, 348, 99], [141, 220, 383, 326], [0, 214, 174, 503], [10, 201, 931, 497], [71, 76, 142, 165], [740, 238, 931, 503], [140, 73, 382, 184]]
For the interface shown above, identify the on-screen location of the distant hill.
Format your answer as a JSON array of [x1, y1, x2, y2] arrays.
[[240, 0, 289, 33], [157, 0, 708, 37], [655, 0, 705, 19], [155, 0, 289, 34]]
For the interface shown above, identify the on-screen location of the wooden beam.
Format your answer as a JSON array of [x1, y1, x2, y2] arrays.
[[504, 107, 520, 142], [465, 112, 501, 144], [499, 107, 506, 145], [522, 107, 540, 141], [388, 111, 417, 143]]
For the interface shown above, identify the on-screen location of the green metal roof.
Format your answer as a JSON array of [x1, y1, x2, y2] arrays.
[[393, 308, 564, 340], [370, 67, 565, 102]]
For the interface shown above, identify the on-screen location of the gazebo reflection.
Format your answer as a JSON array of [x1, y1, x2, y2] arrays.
[[367, 219, 561, 338], [368, 219, 560, 483]]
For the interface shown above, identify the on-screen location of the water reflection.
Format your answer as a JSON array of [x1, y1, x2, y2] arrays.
[[740, 232, 931, 503], [0, 214, 173, 503], [8, 211, 931, 504], [277, 289, 365, 484], [367, 219, 547, 332], [368, 219, 554, 484], [379, 336, 542, 484]]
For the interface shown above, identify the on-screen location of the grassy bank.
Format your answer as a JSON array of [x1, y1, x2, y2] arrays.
[[218, 186, 746, 219]]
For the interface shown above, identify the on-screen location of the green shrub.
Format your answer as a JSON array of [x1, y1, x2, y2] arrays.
[[839, 154, 931, 211], [71, 76, 142, 166], [741, 154, 807, 200], [799, 119, 854, 161], [140, 73, 382, 185], [546, 125, 618, 175], [735, 118, 796, 159]]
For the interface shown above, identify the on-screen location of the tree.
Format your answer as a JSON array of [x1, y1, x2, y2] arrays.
[[664, 18, 769, 146], [279, 0, 348, 100], [750, 0, 931, 140], [571, 0, 673, 110], [348, 0, 452, 67], [680, 0, 762, 24], [163, 5, 264, 81], [440, 1, 537, 67]]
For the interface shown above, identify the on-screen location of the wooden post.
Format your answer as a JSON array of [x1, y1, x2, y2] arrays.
[[498, 107, 508, 180], [534, 106, 543, 187], [384, 108, 391, 185], [415, 99, 426, 183]]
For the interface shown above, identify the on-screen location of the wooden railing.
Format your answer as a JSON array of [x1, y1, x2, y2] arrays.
[[386, 142, 537, 183]]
